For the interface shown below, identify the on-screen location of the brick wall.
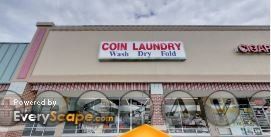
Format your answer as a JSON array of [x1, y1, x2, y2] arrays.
[[5, 131, 23, 137], [0, 132, 6, 137], [21, 84, 37, 112]]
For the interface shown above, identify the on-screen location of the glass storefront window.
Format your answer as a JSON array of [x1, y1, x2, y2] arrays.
[[22, 91, 67, 136], [164, 97, 209, 134], [163, 91, 209, 135], [227, 98, 262, 136], [22, 107, 56, 136], [63, 93, 119, 135], [249, 96, 270, 134], [217, 97, 269, 136], [119, 91, 152, 133], [213, 90, 269, 136], [63, 122, 78, 134]]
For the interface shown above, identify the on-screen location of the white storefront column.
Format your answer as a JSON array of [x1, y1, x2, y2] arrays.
[[55, 123, 65, 136], [8, 82, 27, 95], [150, 84, 163, 95]]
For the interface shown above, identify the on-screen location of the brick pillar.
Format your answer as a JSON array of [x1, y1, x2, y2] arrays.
[[5, 130, 23, 137], [0, 132, 6, 137], [150, 83, 167, 131], [151, 94, 165, 126]]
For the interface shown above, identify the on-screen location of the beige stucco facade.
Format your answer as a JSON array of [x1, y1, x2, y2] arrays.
[[27, 25, 269, 82], [3, 23, 269, 137]]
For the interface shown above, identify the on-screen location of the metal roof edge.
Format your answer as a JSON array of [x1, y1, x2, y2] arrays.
[[49, 25, 270, 31], [0, 42, 29, 44]]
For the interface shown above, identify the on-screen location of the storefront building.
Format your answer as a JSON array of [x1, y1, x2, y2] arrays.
[[0, 23, 269, 137]]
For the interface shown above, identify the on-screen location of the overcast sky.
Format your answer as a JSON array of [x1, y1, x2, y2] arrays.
[[0, 0, 270, 42]]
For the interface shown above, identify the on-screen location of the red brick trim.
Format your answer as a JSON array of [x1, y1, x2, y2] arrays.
[[5, 130, 23, 137], [29, 82, 150, 91], [163, 82, 270, 91], [17, 28, 47, 79]]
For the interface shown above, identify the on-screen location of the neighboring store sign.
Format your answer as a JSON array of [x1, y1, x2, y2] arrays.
[[237, 44, 270, 54], [98, 41, 186, 61]]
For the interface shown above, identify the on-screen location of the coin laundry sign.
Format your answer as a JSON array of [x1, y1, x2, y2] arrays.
[[98, 41, 186, 61]]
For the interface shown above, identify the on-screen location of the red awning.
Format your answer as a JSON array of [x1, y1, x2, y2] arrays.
[[163, 83, 270, 91], [30, 83, 150, 91], [29, 82, 269, 92]]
